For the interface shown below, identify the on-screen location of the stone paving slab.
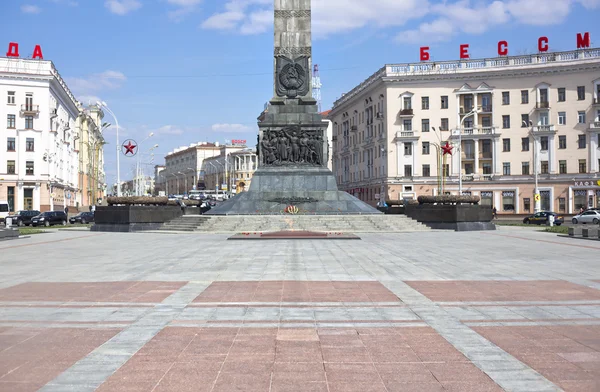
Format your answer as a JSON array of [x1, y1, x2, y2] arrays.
[[0, 228, 599, 390]]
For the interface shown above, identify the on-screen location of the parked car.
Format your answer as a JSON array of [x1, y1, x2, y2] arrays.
[[572, 210, 600, 224], [523, 211, 564, 226], [5, 210, 41, 226], [31, 211, 68, 227], [69, 212, 95, 224], [0, 201, 9, 223]]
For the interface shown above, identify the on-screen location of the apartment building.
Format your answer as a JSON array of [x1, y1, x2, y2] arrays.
[[203, 148, 258, 193], [77, 104, 106, 206], [329, 48, 600, 214], [0, 56, 91, 212], [163, 142, 222, 195]]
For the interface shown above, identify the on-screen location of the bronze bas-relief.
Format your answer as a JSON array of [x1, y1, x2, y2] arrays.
[[260, 126, 324, 166]]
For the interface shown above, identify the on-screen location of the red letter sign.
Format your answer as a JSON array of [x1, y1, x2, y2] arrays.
[[498, 40, 508, 56], [6, 42, 19, 57], [577, 32, 590, 49], [460, 44, 469, 59], [538, 36, 549, 52], [32, 45, 43, 60], [420, 46, 430, 61]]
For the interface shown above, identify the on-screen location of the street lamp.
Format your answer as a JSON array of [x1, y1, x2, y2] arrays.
[[458, 108, 478, 195], [206, 161, 220, 192], [135, 134, 155, 196], [524, 120, 540, 212], [96, 101, 121, 196]]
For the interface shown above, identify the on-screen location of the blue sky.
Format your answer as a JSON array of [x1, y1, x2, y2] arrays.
[[3, 0, 600, 186]]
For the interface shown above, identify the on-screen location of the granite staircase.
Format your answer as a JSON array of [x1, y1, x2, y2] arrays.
[[159, 215, 429, 233]]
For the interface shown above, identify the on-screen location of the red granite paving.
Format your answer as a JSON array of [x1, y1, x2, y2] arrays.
[[193, 281, 400, 303], [0, 327, 120, 392], [0, 281, 187, 303], [97, 326, 501, 392], [474, 325, 600, 392], [405, 280, 600, 302]]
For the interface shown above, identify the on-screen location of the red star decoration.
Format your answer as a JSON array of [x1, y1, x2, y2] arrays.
[[123, 141, 137, 155], [442, 141, 453, 155]]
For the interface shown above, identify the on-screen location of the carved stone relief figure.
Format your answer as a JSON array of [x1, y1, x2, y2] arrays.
[[259, 127, 325, 167]]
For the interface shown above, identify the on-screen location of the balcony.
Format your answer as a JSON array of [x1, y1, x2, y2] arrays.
[[462, 152, 475, 160], [350, 125, 358, 132], [461, 174, 475, 182], [452, 127, 498, 138], [593, 98, 600, 106], [395, 130, 418, 139], [535, 101, 550, 110], [589, 121, 600, 130], [459, 106, 475, 114], [20, 104, 39, 115], [398, 108, 414, 117], [480, 151, 493, 159], [482, 174, 494, 181], [479, 104, 493, 113], [533, 125, 557, 133]]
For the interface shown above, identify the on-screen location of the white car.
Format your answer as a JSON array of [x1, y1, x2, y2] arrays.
[[572, 209, 600, 224]]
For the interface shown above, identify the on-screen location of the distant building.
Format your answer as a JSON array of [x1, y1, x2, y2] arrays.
[[163, 142, 222, 195], [203, 145, 257, 193], [153, 165, 165, 195]]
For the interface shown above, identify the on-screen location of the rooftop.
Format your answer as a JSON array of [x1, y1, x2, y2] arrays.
[[333, 47, 600, 110]]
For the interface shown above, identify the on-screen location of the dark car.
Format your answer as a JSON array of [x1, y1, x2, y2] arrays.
[[5, 210, 41, 226], [31, 211, 68, 227], [523, 211, 564, 226], [69, 212, 95, 224]]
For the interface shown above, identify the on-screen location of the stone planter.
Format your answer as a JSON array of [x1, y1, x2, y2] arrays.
[[91, 206, 185, 232], [405, 204, 495, 231]]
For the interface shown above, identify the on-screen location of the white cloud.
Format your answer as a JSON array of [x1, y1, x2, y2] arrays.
[[67, 70, 127, 102], [48, 0, 78, 6], [152, 125, 185, 136], [211, 123, 252, 133], [202, 0, 599, 43], [78, 95, 102, 106], [21, 5, 42, 14], [105, 0, 142, 15], [166, 0, 202, 22]]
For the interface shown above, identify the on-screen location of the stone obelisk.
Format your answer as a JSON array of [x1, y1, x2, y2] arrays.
[[206, 0, 380, 215]]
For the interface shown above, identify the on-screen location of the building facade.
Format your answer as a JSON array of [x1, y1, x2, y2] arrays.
[[329, 48, 600, 214], [163, 142, 222, 195], [0, 56, 90, 212], [77, 104, 106, 206], [203, 148, 258, 193]]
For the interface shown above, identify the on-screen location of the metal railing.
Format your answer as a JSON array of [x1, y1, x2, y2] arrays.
[[399, 109, 414, 116], [533, 125, 556, 132], [536, 101, 550, 109], [20, 104, 39, 113]]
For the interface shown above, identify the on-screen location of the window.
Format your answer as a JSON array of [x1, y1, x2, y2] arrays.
[[574, 190, 587, 210], [503, 162, 511, 175], [404, 165, 412, 177], [577, 86, 585, 100], [502, 115, 510, 129], [541, 161, 548, 174], [421, 119, 430, 132], [502, 138, 511, 152], [25, 161, 34, 175], [502, 91, 510, 105], [443, 164, 450, 177], [481, 191, 493, 206], [578, 134, 586, 149], [7, 187, 14, 212], [558, 112, 566, 125], [25, 116, 33, 129], [7, 114, 15, 128], [481, 116, 491, 127], [404, 143, 412, 156], [578, 111, 586, 124], [403, 96, 412, 110], [422, 164, 431, 177], [7, 138, 15, 151], [559, 135, 566, 149], [521, 114, 529, 127], [540, 136, 549, 151], [7, 91, 15, 104], [524, 198, 531, 212], [422, 142, 430, 155], [579, 159, 587, 173], [557, 88, 566, 102], [421, 97, 429, 110], [541, 191, 551, 211], [441, 96, 448, 109], [7, 160, 15, 174], [521, 90, 529, 104], [502, 191, 515, 211], [482, 163, 492, 175], [26, 138, 34, 152], [559, 160, 567, 174], [558, 198, 566, 212], [522, 162, 530, 175], [522, 138, 530, 151], [440, 118, 448, 131], [482, 140, 492, 154]]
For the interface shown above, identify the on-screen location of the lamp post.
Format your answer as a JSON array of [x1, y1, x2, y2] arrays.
[[458, 108, 478, 195], [135, 134, 155, 196], [206, 161, 220, 192], [524, 120, 540, 212], [96, 101, 121, 196]]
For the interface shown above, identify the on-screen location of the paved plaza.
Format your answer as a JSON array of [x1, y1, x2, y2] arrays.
[[0, 228, 599, 391]]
